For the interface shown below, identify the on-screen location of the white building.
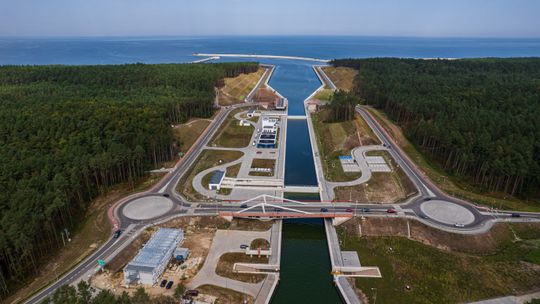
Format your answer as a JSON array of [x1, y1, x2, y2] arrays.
[[238, 119, 250, 127], [124, 228, 183, 285], [262, 116, 279, 132], [208, 170, 226, 190]]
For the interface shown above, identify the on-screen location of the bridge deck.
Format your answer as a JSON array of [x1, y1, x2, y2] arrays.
[[219, 211, 352, 218]]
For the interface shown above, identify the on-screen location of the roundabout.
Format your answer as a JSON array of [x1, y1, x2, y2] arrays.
[[122, 196, 174, 220], [420, 200, 476, 225]]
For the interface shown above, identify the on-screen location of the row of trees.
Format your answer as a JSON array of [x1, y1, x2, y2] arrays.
[[324, 90, 361, 122], [0, 62, 258, 299], [332, 58, 540, 198], [40, 281, 184, 304]]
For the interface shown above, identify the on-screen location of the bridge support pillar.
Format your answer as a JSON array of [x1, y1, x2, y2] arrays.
[[332, 217, 352, 226], [220, 215, 233, 222]]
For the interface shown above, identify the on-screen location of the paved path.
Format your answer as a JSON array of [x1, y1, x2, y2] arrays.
[[187, 228, 271, 297], [192, 108, 287, 201], [468, 291, 540, 304], [326, 145, 389, 189]]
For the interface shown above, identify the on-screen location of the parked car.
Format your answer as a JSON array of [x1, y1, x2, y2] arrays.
[[386, 208, 397, 214], [160, 279, 167, 288], [186, 290, 199, 297], [165, 281, 173, 289], [240, 244, 249, 249], [240, 204, 248, 208], [511, 213, 521, 218], [320, 208, 328, 212], [113, 229, 122, 238], [345, 208, 353, 213], [454, 223, 465, 228]]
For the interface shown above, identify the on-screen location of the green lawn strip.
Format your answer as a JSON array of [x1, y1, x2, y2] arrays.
[[365, 150, 418, 198], [215, 253, 268, 283], [177, 149, 243, 201], [211, 108, 254, 148], [311, 110, 362, 182], [314, 88, 334, 101], [339, 230, 540, 303], [367, 107, 540, 212]]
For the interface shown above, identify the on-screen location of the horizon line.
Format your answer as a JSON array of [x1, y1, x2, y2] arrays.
[[2, 34, 540, 40]]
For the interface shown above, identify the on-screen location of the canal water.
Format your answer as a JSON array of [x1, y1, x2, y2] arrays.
[[271, 218, 343, 304], [267, 61, 320, 186]]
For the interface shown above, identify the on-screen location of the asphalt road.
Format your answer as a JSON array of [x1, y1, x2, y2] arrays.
[[25, 71, 540, 304]]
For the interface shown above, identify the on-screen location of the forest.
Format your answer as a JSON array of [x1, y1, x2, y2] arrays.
[[332, 58, 540, 199], [0, 62, 258, 299], [41, 281, 182, 304], [323, 90, 361, 122]]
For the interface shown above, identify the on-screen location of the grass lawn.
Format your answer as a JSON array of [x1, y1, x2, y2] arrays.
[[339, 223, 540, 304], [249, 158, 275, 177], [174, 119, 211, 153], [312, 109, 382, 182], [335, 150, 417, 203], [215, 253, 268, 283], [218, 67, 265, 106], [229, 219, 274, 231], [314, 88, 334, 101], [322, 66, 358, 92], [226, 163, 241, 177], [366, 107, 540, 212], [197, 284, 254, 304], [250, 238, 270, 250], [8, 174, 164, 303], [177, 149, 243, 201], [211, 108, 254, 148]]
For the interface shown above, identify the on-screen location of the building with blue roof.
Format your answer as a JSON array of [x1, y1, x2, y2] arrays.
[[208, 170, 226, 190]]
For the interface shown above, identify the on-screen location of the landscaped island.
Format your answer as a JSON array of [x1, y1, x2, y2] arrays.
[[0, 62, 258, 300]]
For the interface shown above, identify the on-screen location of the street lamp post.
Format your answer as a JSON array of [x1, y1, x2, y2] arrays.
[[371, 287, 378, 304]]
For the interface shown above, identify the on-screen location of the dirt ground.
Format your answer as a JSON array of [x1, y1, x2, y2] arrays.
[[174, 118, 211, 154], [334, 150, 417, 203], [197, 284, 254, 304], [219, 68, 265, 106], [322, 66, 358, 92], [339, 219, 540, 303], [229, 219, 274, 231], [339, 217, 540, 254], [91, 216, 230, 298], [253, 87, 279, 107]]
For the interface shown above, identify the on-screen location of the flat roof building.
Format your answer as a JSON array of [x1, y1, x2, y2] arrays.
[[262, 116, 279, 131], [124, 228, 183, 285], [209, 170, 226, 190], [276, 98, 287, 110]]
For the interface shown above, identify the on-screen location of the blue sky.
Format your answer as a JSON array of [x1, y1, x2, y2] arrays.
[[1, 0, 539, 38]]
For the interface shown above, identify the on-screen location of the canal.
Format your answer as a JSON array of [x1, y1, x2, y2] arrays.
[[217, 57, 342, 303], [267, 61, 320, 186], [271, 218, 342, 303]]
